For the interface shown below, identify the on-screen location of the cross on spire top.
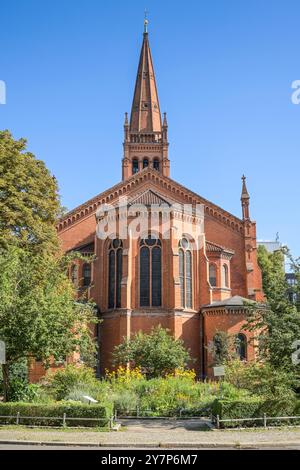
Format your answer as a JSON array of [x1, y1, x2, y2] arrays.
[[144, 9, 149, 33]]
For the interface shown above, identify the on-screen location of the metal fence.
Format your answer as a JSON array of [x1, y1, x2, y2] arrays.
[[0, 413, 115, 429], [114, 407, 208, 420], [213, 413, 300, 429]]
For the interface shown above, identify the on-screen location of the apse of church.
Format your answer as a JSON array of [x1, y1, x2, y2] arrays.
[[29, 23, 264, 382]]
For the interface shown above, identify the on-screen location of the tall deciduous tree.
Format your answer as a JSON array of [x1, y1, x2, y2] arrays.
[[113, 326, 191, 378], [0, 130, 61, 253], [0, 246, 97, 401], [247, 246, 300, 373]]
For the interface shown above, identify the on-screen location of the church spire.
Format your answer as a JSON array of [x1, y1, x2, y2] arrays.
[[129, 22, 162, 133], [122, 21, 169, 181], [241, 175, 250, 220]]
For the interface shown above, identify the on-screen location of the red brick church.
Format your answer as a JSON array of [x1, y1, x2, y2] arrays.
[[30, 24, 264, 381]]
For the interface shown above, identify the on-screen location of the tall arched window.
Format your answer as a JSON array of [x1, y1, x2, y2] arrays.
[[108, 239, 123, 309], [143, 158, 149, 169], [71, 264, 78, 287], [179, 238, 193, 309], [132, 159, 139, 174], [222, 264, 229, 288], [140, 236, 161, 307], [82, 263, 91, 287], [209, 264, 217, 287], [236, 333, 247, 360], [153, 159, 160, 171]]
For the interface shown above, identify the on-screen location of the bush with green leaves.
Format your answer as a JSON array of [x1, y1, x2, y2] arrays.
[[0, 358, 41, 402], [113, 326, 191, 378], [0, 402, 113, 427], [224, 360, 296, 400], [212, 397, 300, 428], [45, 365, 100, 401]]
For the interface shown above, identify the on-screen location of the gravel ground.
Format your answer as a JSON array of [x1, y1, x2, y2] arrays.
[[0, 421, 300, 447]]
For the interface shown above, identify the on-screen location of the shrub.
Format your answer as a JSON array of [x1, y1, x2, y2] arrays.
[[113, 390, 139, 415], [0, 402, 113, 427], [224, 360, 296, 400], [65, 380, 111, 404], [212, 398, 300, 428], [0, 358, 34, 402], [45, 365, 98, 401], [113, 326, 191, 378]]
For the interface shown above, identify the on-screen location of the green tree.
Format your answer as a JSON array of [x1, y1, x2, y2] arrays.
[[0, 130, 61, 253], [113, 326, 191, 378], [0, 245, 97, 401], [247, 246, 300, 373]]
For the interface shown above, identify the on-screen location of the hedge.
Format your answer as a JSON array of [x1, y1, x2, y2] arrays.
[[212, 398, 300, 428], [0, 402, 113, 427]]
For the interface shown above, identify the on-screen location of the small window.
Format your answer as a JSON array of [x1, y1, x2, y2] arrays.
[[71, 264, 78, 287], [143, 158, 149, 169], [153, 159, 160, 171], [222, 264, 229, 288], [132, 159, 139, 174], [209, 264, 217, 287], [82, 263, 91, 287], [236, 333, 247, 360]]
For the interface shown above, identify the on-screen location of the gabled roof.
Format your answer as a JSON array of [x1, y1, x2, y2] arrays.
[[129, 189, 172, 207], [57, 167, 244, 234]]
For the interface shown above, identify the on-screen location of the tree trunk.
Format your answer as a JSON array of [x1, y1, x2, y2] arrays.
[[2, 363, 9, 402]]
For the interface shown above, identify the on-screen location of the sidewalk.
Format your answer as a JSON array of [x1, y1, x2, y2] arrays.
[[1, 422, 300, 448]]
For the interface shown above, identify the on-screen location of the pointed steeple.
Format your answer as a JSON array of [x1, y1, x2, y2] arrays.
[[122, 21, 169, 181], [241, 175, 250, 220], [129, 27, 162, 133]]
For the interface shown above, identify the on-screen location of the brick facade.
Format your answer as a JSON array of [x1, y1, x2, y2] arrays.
[[29, 27, 264, 382]]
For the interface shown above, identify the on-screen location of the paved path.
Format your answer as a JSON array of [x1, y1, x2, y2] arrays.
[[0, 421, 300, 448]]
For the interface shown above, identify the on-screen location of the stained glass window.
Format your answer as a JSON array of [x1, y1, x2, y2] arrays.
[[140, 236, 161, 307]]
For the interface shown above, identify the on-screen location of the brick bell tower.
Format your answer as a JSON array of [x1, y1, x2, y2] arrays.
[[122, 19, 170, 180]]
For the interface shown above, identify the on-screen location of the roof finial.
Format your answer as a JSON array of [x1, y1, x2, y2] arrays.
[[241, 175, 250, 220], [144, 9, 149, 33], [241, 174, 249, 199]]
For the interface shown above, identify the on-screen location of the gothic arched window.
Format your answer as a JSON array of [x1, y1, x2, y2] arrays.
[[222, 264, 229, 288], [82, 263, 91, 287], [179, 238, 193, 309], [143, 158, 149, 169], [209, 264, 217, 287], [140, 236, 161, 307], [132, 159, 139, 175], [108, 239, 123, 309], [153, 159, 160, 171], [236, 333, 247, 360]]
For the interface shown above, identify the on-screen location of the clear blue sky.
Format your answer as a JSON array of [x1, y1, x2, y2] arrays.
[[0, 0, 299, 257]]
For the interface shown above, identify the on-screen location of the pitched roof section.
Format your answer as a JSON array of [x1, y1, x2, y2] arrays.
[[206, 241, 235, 256], [130, 32, 162, 133], [129, 189, 172, 207], [57, 167, 244, 234]]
